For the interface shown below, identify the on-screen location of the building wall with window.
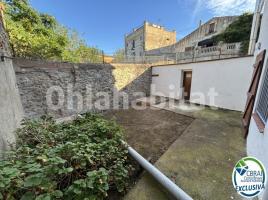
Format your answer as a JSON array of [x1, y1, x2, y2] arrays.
[[125, 26, 144, 57], [151, 56, 253, 111], [125, 22, 176, 57], [174, 16, 237, 52], [247, 0, 268, 199], [145, 16, 237, 55]]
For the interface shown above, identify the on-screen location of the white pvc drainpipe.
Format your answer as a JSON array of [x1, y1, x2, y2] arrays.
[[125, 143, 193, 200]]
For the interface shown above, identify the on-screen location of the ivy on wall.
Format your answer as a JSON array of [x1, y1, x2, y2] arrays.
[[212, 13, 254, 54]]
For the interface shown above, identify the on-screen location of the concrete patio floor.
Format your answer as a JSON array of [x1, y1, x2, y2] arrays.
[[124, 101, 246, 200]]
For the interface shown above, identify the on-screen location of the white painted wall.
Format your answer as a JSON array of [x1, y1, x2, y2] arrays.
[[0, 59, 24, 154], [247, 0, 268, 199], [152, 66, 184, 99], [151, 56, 253, 111]]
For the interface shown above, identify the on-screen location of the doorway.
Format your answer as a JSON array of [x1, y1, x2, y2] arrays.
[[183, 71, 192, 100]]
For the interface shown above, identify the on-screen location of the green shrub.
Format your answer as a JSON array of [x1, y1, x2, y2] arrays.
[[0, 114, 131, 200], [212, 13, 253, 55]]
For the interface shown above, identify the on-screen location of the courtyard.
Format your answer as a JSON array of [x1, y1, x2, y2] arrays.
[[105, 101, 246, 200], [2, 0, 268, 199]]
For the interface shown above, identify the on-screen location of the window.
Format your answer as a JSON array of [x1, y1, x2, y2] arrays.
[[208, 23, 215, 34], [185, 47, 194, 52], [140, 36, 143, 41], [256, 60, 268, 124], [132, 40, 135, 50]]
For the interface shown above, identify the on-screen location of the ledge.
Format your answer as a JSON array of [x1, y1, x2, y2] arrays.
[[151, 55, 254, 68]]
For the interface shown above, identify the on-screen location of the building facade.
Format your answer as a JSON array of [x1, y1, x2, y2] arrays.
[[246, 0, 268, 199], [174, 16, 238, 52], [145, 16, 238, 55], [125, 21, 176, 58]]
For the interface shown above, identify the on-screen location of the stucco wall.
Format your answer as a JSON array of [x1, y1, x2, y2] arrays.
[[0, 12, 24, 153], [125, 26, 144, 57], [247, 0, 268, 199], [14, 58, 151, 119], [0, 59, 24, 153], [151, 56, 253, 111]]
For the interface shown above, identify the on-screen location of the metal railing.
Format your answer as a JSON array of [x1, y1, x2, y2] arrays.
[[112, 55, 168, 64], [115, 43, 242, 65]]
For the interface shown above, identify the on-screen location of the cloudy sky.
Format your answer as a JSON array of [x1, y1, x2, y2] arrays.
[[202, 0, 255, 15], [31, 0, 256, 54]]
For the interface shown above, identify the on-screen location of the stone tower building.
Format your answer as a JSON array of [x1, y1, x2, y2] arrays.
[[125, 21, 176, 57]]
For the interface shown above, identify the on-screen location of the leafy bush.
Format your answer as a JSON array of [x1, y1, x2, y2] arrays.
[[0, 114, 132, 200], [113, 49, 125, 62], [212, 13, 253, 55]]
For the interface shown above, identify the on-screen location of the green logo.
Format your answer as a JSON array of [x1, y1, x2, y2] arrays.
[[232, 157, 266, 198], [235, 159, 249, 176]]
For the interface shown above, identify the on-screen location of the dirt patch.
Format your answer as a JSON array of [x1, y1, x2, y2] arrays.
[[105, 108, 194, 163]]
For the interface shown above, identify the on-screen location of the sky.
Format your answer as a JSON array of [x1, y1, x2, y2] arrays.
[[30, 0, 256, 55]]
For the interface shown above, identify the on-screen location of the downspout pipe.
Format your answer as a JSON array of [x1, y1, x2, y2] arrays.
[[124, 142, 193, 200]]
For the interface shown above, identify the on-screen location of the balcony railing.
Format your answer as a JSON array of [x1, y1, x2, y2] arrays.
[[114, 43, 242, 64]]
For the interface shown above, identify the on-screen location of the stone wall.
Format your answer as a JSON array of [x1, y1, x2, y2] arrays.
[[144, 22, 176, 51], [14, 58, 151, 119], [125, 21, 176, 57], [112, 63, 152, 105]]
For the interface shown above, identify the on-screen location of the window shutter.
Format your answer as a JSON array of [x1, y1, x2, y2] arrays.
[[243, 50, 266, 138]]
